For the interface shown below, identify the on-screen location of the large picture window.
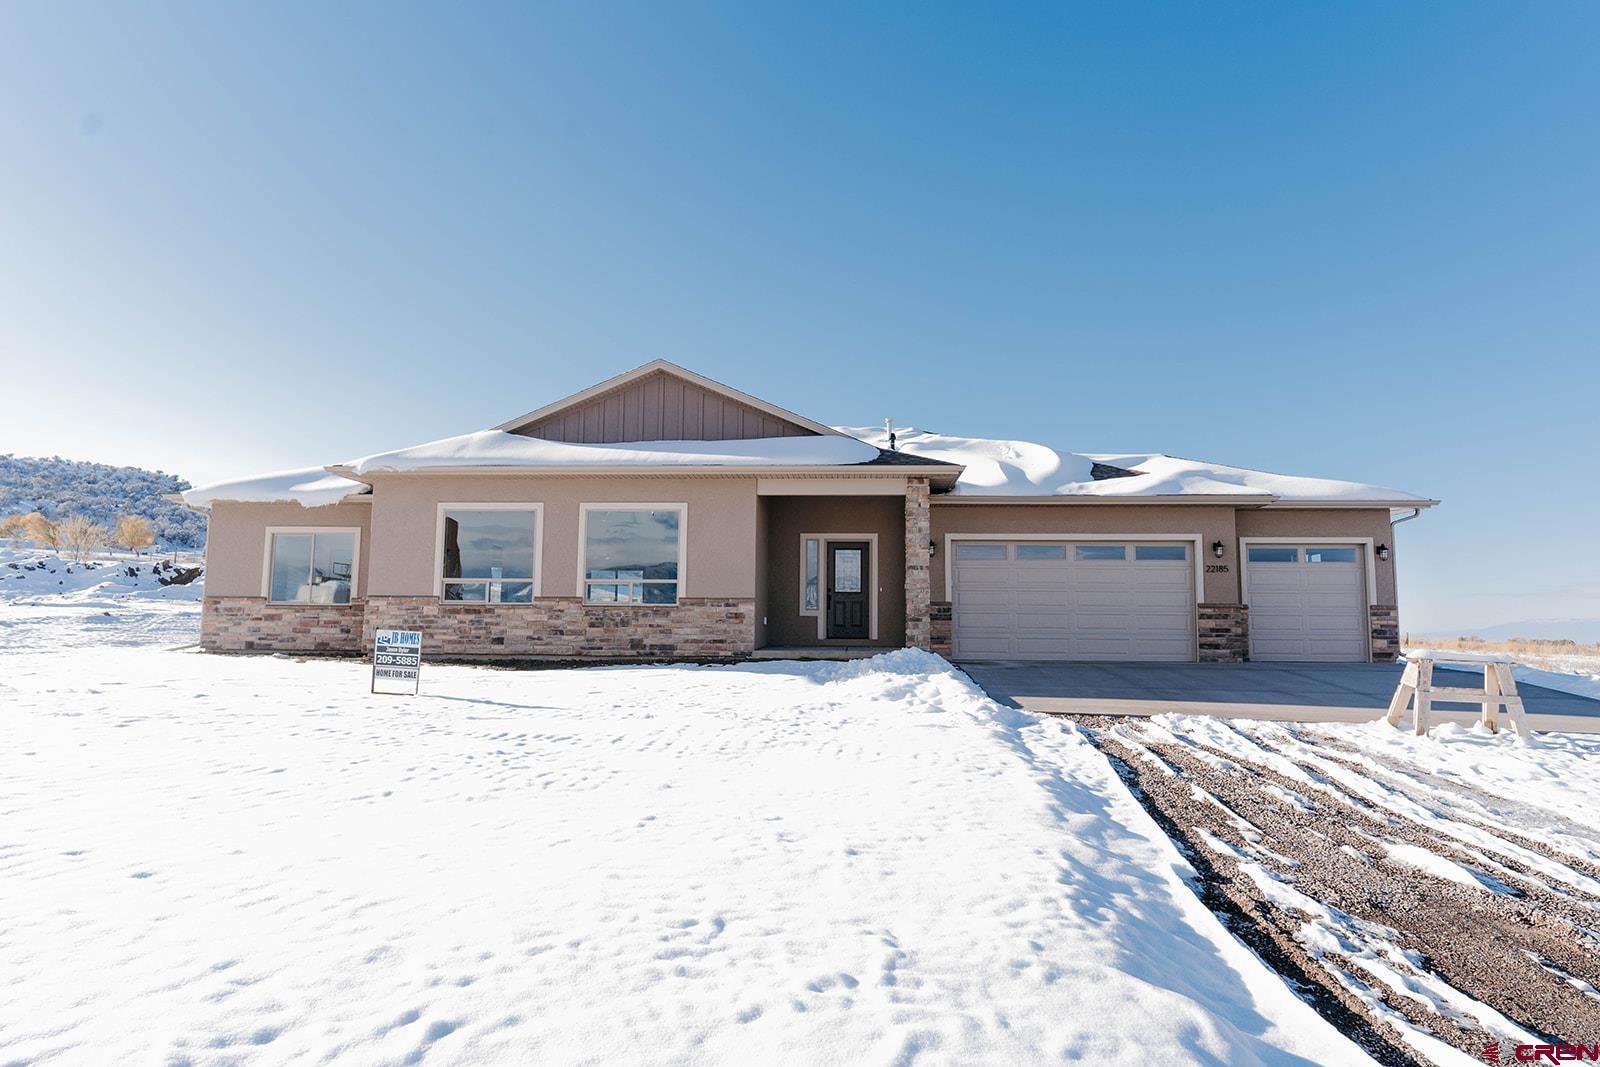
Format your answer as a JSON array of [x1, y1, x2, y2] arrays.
[[266, 529, 357, 604], [439, 507, 538, 602], [582, 506, 683, 605]]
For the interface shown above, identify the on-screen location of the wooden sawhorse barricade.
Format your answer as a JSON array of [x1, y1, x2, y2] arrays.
[[1385, 650, 1529, 737]]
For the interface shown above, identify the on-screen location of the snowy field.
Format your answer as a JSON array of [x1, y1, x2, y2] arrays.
[[0, 545, 202, 651], [0, 615, 1370, 1064], [8, 581, 1600, 1065]]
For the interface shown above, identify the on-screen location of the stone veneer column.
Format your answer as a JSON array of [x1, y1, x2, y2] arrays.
[[1197, 603, 1249, 663], [904, 478, 933, 651], [1369, 605, 1400, 663]]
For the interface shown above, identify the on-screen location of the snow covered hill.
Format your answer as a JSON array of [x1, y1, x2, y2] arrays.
[[0, 453, 205, 548]]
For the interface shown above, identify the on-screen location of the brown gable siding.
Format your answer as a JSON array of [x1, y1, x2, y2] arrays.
[[510, 369, 818, 443]]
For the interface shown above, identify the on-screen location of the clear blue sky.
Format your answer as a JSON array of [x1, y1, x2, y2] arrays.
[[3, 3, 1596, 632]]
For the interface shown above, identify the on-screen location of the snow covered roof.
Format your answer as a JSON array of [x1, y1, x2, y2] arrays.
[[339, 430, 887, 475], [839, 426, 1435, 507], [181, 467, 368, 510], [183, 425, 1432, 510]]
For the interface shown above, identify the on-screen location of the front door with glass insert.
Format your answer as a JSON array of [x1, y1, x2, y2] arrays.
[[826, 541, 869, 639]]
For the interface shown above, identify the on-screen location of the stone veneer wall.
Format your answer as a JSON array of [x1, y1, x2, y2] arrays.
[[929, 600, 953, 657], [361, 596, 755, 659], [1197, 603, 1249, 663], [904, 479, 932, 651], [201, 597, 365, 653], [1369, 605, 1400, 663]]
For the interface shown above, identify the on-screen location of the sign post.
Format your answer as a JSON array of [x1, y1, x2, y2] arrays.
[[371, 629, 422, 695]]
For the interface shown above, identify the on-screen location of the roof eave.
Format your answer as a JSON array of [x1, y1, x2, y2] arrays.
[[932, 493, 1279, 505], [328, 462, 961, 486], [1260, 499, 1440, 509]]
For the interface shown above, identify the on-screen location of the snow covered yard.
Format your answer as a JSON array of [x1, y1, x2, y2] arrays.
[[0, 643, 1367, 1065], [1095, 714, 1600, 1064], [0, 545, 202, 651]]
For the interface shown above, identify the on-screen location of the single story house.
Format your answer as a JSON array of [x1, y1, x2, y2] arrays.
[[185, 360, 1436, 663]]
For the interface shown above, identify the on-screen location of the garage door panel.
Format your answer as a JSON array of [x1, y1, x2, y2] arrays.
[[953, 542, 1194, 661], [1247, 546, 1367, 662]]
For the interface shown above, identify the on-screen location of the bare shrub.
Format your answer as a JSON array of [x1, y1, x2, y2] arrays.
[[60, 516, 107, 563]]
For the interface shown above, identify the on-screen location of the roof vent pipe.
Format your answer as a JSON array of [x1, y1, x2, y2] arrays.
[[885, 417, 897, 451]]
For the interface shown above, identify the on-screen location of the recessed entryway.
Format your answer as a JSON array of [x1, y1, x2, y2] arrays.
[[826, 541, 870, 640]]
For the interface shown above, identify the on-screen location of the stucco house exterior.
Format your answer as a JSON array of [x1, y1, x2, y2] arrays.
[[185, 360, 1436, 664]]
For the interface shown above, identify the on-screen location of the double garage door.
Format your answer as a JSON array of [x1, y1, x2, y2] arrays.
[[951, 539, 1371, 662], [952, 541, 1195, 661]]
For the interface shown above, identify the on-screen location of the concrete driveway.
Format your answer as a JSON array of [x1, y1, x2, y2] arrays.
[[957, 660, 1600, 734]]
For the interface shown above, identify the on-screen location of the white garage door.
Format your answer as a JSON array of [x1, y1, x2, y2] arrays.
[[952, 542, 1194, 661], [1245, 545, 1368, 662]]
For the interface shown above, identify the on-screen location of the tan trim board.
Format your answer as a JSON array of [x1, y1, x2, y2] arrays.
[[758, 477, 912, 496], [329, 464, 955, 484], [930, 494, 1276, 506]]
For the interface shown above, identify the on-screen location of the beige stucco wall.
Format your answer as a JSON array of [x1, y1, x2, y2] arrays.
[[363, 474, 760, 599], [1235, 508, 1397, 605], [930, 504, 1240, 603], [763, 495, 906, 648], [202, 500, 374, 599]]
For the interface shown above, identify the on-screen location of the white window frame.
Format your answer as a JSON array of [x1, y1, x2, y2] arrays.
[[433, 503, 544, 602], [799, 536, 822, 617], [260, 526, 362, 604], [578, 503, 688, 606], [802, 532, 879, 641]]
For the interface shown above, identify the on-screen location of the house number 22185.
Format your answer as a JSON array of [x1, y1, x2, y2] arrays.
[[1205, 564, 1230, 573]]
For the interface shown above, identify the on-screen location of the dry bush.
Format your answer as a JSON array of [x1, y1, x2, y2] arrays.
[[0, 513, 27, 541], [60, 515, 107, 563], [114, 515, 157, 556], [23, 512, 61, 551]]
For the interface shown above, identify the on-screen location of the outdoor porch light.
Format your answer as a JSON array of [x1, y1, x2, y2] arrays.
[[1211, 541, 1225, 559], [1378, 543, 1390, 561]]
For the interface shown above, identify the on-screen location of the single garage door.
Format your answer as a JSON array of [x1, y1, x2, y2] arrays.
[[952, 541, 1194, 661], [1245, 545, 1368, 662]]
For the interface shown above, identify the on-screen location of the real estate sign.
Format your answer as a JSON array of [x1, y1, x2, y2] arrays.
[[371, 629, 422, 695]]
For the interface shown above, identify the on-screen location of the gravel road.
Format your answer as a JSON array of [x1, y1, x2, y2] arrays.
[[1080, 714, 1600, 1065]]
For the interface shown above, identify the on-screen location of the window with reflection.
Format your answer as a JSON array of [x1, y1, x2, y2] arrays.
[[583, 508, 682, 605], [440, 509, 536, 602], [269, 530, 356, 604], [802, 538, 819, 613]]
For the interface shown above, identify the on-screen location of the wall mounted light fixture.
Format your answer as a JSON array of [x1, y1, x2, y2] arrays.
[[1377, 543, 1390, 561], [1211, 541, 1225, 559]]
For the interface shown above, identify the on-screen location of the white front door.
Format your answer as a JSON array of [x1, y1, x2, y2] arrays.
[[1245, 545, 1368, 662], [951, 542, 1194, 661]]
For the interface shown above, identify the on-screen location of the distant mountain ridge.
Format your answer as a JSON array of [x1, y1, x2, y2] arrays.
[[0, 454, 205, 548], [1416, 619, 1600, 644]]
